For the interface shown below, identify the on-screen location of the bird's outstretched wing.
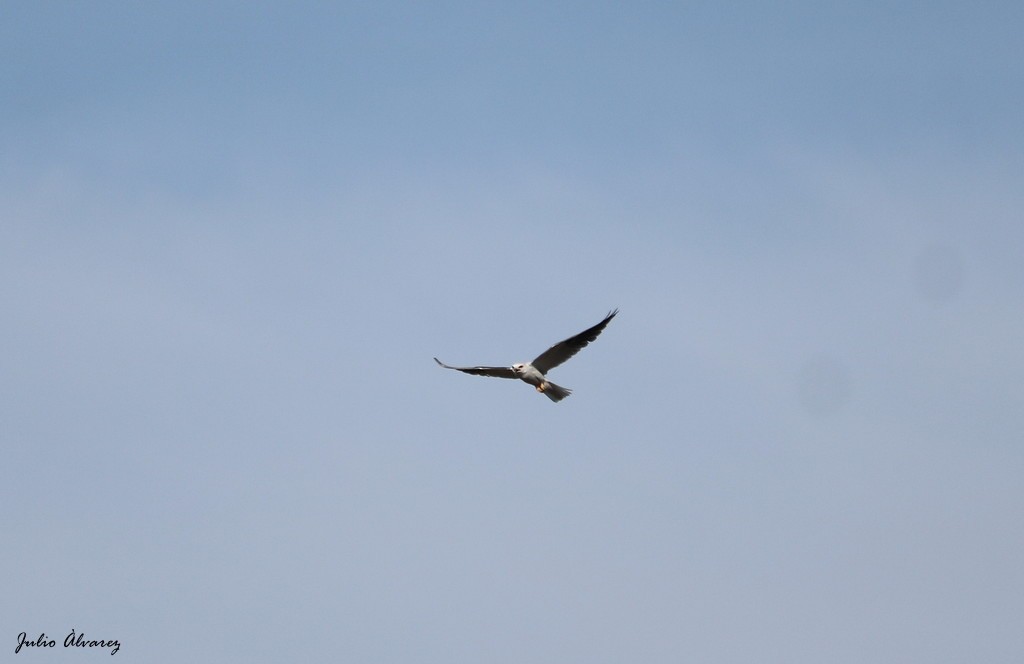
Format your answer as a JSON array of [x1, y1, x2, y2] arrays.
[[531, 309, 618, 374], [434, 357, 517, 379]]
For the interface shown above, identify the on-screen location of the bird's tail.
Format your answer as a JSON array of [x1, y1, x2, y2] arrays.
[[542, 381, 572, 402]]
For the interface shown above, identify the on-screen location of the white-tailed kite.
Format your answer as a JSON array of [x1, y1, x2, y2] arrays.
[[434, 309, 618, 402]]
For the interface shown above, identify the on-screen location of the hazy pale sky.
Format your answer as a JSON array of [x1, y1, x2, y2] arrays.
[[2, 3, 1022, 662]]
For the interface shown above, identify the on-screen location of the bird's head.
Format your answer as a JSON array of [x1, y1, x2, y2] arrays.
[[511, 363, 525, 375]]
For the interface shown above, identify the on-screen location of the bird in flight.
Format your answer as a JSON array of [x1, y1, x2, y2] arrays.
[[434, 309, 618, 402]]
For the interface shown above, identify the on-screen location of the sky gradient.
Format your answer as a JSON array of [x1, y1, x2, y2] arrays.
[[3, 3, 1023, 662]]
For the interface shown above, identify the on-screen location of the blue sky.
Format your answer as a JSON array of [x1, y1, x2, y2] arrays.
[[2, 2, 1023, 662]]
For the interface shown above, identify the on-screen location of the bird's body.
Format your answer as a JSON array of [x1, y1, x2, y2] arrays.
[[511, 362, 572, 401], [434, 309, 617, 402]]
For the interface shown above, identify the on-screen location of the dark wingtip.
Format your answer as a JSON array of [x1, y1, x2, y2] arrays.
[[433, 357, 444, 367]]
